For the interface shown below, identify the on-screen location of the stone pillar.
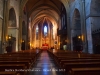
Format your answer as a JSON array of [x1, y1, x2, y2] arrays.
[[32, 26, 35, 49], [40, 25, 42, 49], [71, 30, 74, 51], [49, 24, 52, 48], [51, 25, 53, 47], [48, 23, 50, 49], [30, 23, 33, 49], [55, 27, 57, 50], [34, 25, 36, 48], [67, 17, 71, 51], [39, 24, 42, 49], [52, 25, 54, 47], [81, 0, 88, 53], [25, 17, 29, 50], [49, 24, 52, 49], [86, 17, 93, 54], [0, 18, 3, 54], [1, 0, 9, 53], [57, 36, 58, 49], [18, 10, 23, 51]]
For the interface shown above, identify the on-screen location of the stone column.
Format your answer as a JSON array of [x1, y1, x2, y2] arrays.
[[57, 35, 60, 50], [40, 25, 43, 49], [47, 23, 51, 49], [39, 24, 42, 49], [67, 17, 71, 50], [50, 25, 54, 47], [32, 26, 35, 49], [38, 25, 40, 48], [41, 24, 43, 45], [34, 26, 36, 49], [34, 25, 36, 48], [1, 0, 9, 53], [49, 24, 52, 49], [0, 18, 3, 54], [25, 17, 29, 50], [86, 18, 93, 54], [57, 36, 59, 49], [81, 0, 88, 53], [28, 21, 32, 49], [18, 10, 23, 51], [52, 25, 54, 47], [55, 27, 57, 50], [71, 30, 74, 51]]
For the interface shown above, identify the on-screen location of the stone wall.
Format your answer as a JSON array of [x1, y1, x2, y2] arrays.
[[9, 0, 20, 51], [9, 0, 20, 28], [0, 0, 3, 19], [0, 0, 3, 53]]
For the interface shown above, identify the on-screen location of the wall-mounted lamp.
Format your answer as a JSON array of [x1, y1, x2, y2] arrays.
[[6, 35, 12, 41], [78, 36, 81, 39], [6, 34, 16, 46]]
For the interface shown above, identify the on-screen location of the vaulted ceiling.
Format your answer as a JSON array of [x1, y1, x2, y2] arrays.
[[23, 0, 66, 27], [26, 0, 62, 16]]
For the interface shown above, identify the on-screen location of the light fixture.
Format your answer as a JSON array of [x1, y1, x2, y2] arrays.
[[78, 35, 81, 39], [8, 36, 11, 39]]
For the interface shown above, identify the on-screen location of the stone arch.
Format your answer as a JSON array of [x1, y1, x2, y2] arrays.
[[90, 0, 100, 54], [9, 8, 16, 27], [59, 3, 68, 50], [71, 8, 82, 51], [21, 0, 69, 33], [7, 8, 17, 52], [72, 9, 81, 35], [21, 0, 69, 50]]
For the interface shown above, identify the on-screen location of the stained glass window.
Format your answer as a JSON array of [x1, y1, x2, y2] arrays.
[[44, 26, 47, 36], [36, 26, 39, 40]]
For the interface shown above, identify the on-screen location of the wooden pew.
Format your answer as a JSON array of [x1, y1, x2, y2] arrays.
[[68, 67, 100, 75], [0, 54, 37, 64], [0, 64, 26, 75], [0, 61, 30, 68], [0, 49, 41, 75], [0, 57, 32, 63], [52, 55, 100, 68], [0, 72, 19, 75], [63, 62, 100, 74], [59, 59, 100, 68], [0, 57, 35, 69], [50, 51, 100, 65], [48, 50, 100, 75], [0, 50, 41, 75]]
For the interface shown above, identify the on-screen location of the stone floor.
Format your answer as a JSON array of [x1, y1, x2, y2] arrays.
[[29, 51, 63, 75]]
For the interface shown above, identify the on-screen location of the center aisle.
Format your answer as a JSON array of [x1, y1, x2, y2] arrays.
[[29, 50, 63, 75]]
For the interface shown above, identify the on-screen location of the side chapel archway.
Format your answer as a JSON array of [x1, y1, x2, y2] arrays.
[[71, 9, 83, 51], [7, 8, 17, 52]]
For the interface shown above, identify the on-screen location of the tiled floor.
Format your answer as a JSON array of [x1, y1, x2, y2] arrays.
[[29, 51, 63, 75]]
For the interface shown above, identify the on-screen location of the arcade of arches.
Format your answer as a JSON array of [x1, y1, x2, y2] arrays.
[[0, 0, 100, 54], [0, 0, 100, 75]]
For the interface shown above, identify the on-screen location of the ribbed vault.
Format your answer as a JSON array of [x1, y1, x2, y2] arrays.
[[20, 0, 69, 49], [21, 0, 69, 27]]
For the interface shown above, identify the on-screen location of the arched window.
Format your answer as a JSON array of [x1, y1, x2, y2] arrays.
[[36, 25, 39, 40], [9, 8, 16, 27], [44, 26, 47, 36], [36, 26, 39, 33]]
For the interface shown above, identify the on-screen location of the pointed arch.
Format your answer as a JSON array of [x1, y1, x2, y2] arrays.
[[9, 8, 16, 27]]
